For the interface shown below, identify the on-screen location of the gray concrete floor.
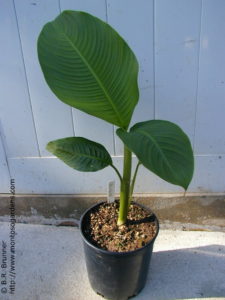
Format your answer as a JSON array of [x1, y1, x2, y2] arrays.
[[0, 222, 225, 300]]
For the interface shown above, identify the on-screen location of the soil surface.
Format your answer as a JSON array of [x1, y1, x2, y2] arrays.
[[84, 201, 158, 252]]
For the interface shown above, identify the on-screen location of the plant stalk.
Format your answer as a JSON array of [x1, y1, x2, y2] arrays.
[[117, 146, 132, 226]]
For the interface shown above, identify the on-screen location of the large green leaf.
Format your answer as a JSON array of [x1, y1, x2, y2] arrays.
[[46, 137, 112, 172], [38, 10, 139, 129], [117, 120, 194, 189]]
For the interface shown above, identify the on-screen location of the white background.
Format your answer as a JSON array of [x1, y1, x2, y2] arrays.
[[0, 0, 225, 194]]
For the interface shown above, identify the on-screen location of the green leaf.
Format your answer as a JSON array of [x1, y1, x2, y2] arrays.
[[46, 137, 112, 172], [117, 120, 194, 189], [38, 10, 139, 129]]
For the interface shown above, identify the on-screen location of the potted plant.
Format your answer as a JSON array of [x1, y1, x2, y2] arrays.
[[37, 11, 194, 300]]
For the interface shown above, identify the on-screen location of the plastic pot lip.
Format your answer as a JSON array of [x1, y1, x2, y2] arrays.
[[80, 201, 160, 256]]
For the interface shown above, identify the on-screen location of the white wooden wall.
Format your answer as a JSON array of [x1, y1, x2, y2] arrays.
[[0, 0, 225, 194]]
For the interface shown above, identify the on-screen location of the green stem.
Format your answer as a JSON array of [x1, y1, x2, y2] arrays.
[[129, 161, 141, 202], [117, 146, 132, 226], [110, 164, 122, 183]]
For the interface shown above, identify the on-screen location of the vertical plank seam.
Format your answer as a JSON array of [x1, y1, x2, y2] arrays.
[[193, 0, 203, 153], [0, 127, 12, 182], [71, 108, 76, 136], [105, 0, 116, 155], [112, 127, 116, 156], [153, 0, 156, 119], [12, 0, 41, 157], [58, 0, 76, 136], [105, 0, 108, 21], [58, 0, 62, 12]]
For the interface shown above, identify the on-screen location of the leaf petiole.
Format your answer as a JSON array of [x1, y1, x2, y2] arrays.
[[110, 164, 123, 183], [130, 161, 141, 201]]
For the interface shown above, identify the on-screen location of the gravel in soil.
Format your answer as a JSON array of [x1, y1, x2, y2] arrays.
[[85, 201, 158, 252]]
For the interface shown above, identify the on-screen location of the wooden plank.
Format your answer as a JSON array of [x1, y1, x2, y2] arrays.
[[107, 0, 155, 155], [8, 156, 121, 194], [0, 0, 39, 157], [8, 155, 225, 194], [70, 111, 114, 154], [60, 0, 106, 15], [0, 135, 10, 193], [155, 0, 202, 144], [189, 155, 225, 194], [60, 0, 114, 154], [137, 155, 225, 194], [107, 0, 154, 90], [14, 0, 75, 156], [194, 0, 225, 154]]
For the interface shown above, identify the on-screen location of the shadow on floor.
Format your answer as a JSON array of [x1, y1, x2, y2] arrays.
[[136, 245, 225, 300], [9, 223, 224, 300]]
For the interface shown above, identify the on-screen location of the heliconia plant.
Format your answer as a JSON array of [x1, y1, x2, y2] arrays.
[[38, 11, 194, 226]]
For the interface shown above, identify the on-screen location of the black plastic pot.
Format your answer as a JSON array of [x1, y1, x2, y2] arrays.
[[80, 202, 159, 300]]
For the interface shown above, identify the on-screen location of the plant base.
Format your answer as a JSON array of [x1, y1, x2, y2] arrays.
[[80, 202, 159, 300]]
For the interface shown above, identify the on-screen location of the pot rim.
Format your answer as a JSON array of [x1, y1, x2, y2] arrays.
[[80, 201, 159, 256]]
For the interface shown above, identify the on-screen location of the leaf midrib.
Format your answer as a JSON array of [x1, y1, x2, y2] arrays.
[[55, 24, 124, 127], [56, 148, 110, 164]]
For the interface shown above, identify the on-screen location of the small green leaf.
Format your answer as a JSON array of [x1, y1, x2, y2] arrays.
[[46, 137, 112, 172], [117, 120, 194, 189]]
